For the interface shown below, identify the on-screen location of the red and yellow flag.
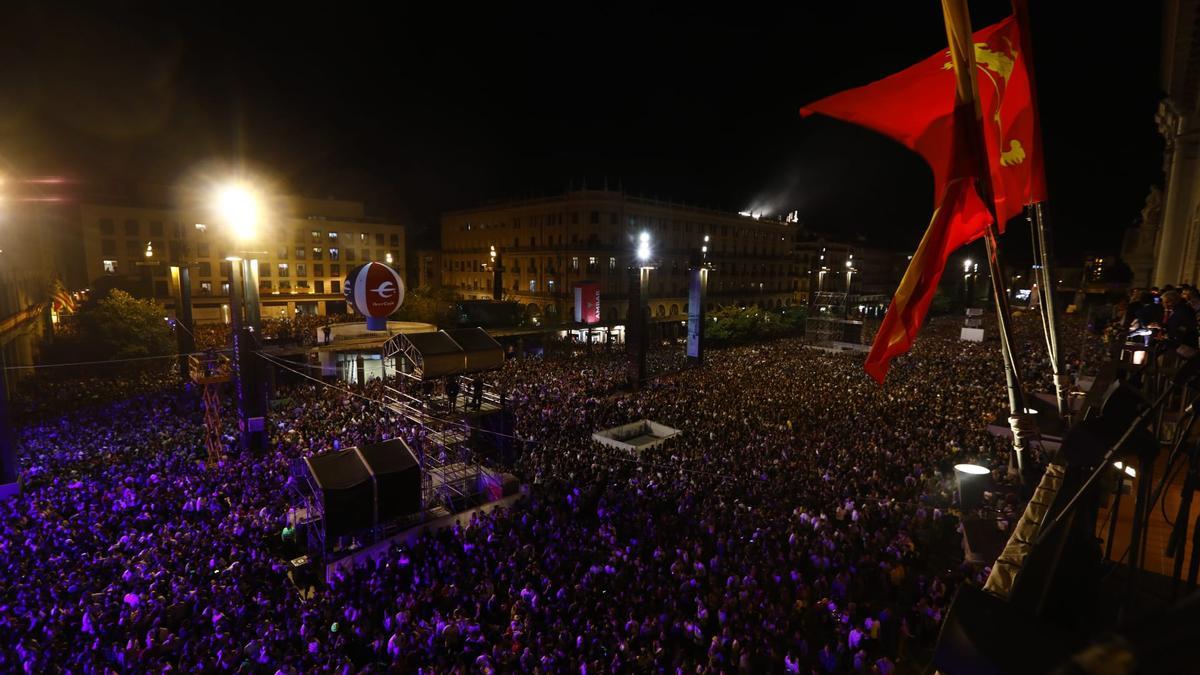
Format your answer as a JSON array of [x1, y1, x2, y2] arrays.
[[801, 9, 1045, 383]]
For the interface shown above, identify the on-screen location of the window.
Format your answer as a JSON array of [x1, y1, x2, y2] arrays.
[[99, 218, 115, 235], [220, 261, 232, 277], [571, 256, 579, 271], [315, 280, 325, 293], [295, 247, 306, 260], [260, 263, 271, 277], [315, 264, 324, 277], [529, 279, 537, 293], [278, 263, 289, 277], [200, 281, 212, 295], [221, 282, 231, 295], [312, 247, 323, 260], [360, 233, 369, 243], [390, 233, 399, 246], [101, 239, 116, 255], [609, 257, 617, 272], [345, 248, 356, 262], [124, 219, 139, 236], [296, 263, 306, 277], [198, 262, 212, 277], [297, 280, 310, 291], [375, 233, 385, 246], [548, 280, 556, 293], [150, 221, 164, 237], [278, 280, 290, 292], [126, 240, 142, 257], [278, 246, 288, 259], [260, 279, 272, 292], [329, 247, 340, 261], [102, 259, 118, 273], [311, 230, 322, 243], [197, 243, 211, 258], [328, 232, 338, 243], [342, 232, 353, 242], [590, 211, 600, 224], [331, 264, 340, 276]]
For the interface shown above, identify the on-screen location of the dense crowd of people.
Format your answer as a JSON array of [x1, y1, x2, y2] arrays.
[[0, 312, 1104, 672]]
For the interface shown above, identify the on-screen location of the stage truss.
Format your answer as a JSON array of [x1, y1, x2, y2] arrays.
[[189, 354, 232, 466]]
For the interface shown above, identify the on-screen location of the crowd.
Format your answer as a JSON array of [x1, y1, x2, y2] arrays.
[[0, 313, 1103, 672], [193, 314, 349, 351]]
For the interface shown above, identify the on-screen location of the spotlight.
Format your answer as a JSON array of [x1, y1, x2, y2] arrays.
[[954, 463, 990, 511]]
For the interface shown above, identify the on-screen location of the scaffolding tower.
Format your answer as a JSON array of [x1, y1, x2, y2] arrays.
[[381, 379, 501, 510], [189, 353, 232, 466]]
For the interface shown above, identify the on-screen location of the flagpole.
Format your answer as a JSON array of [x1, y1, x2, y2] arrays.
[[941, 0, 1032, 481], [1011, 0, 1071, 425], [1029, 203, 1070, 422]]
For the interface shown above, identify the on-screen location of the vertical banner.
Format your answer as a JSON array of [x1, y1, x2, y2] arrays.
[[687, 267, 708, 362], [574, 281, 601, 324]]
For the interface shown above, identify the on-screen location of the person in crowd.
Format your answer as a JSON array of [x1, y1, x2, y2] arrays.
[[0, 311, 1106, 672]]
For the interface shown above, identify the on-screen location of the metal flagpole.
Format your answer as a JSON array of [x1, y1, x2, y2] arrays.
[[1030, 202, 1071, 422], [942, 0, 1033, 481]]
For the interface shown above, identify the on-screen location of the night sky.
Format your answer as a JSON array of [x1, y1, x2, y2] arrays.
[[0, 2, 1162, 259]]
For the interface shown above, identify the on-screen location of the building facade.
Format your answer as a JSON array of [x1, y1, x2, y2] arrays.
[[794, 236, 910, 317], [77, 189, 406, 323], [440, 189, 796, 323], [1151, 0, 1200, 286]]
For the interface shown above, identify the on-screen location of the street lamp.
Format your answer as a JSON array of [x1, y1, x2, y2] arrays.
[[212, 179, 267, 451], [636, 231, 652, 265], [844, 254, 857, 318]]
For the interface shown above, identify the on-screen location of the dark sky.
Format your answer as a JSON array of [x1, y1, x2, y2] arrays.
[[0, 2, 1163, 259]]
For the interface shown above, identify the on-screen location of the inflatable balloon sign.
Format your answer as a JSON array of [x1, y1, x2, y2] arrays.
[[343, 262, 405, 330]]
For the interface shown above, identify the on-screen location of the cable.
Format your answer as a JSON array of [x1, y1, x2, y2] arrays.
[[4, 348, 234, 371]]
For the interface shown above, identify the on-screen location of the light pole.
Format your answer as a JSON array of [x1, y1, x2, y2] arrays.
[[215, 181, 267, 451], [627, 231, 653, 388], [687, 235, 711, 366], [489, 244, 504, 301], [844, 254, 856, 319]]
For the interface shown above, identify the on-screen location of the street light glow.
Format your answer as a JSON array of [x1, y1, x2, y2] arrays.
[[963, 259, 972, 273], [215, 183, 260, 242], [637, 231, 651, 262]]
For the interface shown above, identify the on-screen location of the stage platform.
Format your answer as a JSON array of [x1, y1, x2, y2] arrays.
[[325, 490, 526, 582]]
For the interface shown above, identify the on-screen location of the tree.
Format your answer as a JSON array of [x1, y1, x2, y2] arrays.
[[72, 289, 174, 360]]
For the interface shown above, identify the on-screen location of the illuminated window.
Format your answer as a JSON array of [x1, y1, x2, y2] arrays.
[[529, 279, 537, 293], [609, 257, 617, 272], [200, 281, 212, 295], [312, 247, 323, 260], [102, 259, 118, 273], [278, 263, 289, 277], [548, 280, 556, 293], [329, 248, 339, 261], [295, 247, 306, 260], [311, 230, 322, 243], [296, 264, 307, 277], [571, 256, 579, 271]]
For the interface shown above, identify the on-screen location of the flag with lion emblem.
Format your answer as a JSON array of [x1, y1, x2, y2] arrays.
[[800, 11, 1045, 383]]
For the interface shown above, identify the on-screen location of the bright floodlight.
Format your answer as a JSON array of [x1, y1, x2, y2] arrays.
[[963, 259, 972, 273], [954, 463, 990, 475], [845, 260, 852, 268], [636, 231, 651, 262], [215, 183, 260, 242]]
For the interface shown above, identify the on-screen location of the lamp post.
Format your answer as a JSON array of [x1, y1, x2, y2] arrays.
[[687, 235, 710, 366], [490, 244, 504, 301], [215, 181, 267, 451], [844, 254, 857, 319], [135, 240, 159, 299], [627, 231, 653, 388]]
